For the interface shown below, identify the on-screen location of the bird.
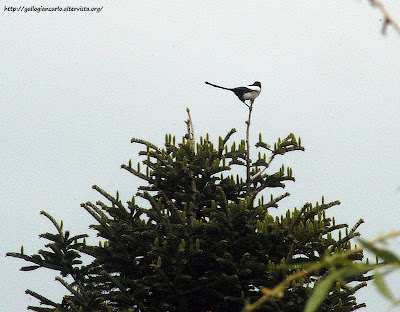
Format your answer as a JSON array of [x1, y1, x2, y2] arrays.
[[205, 81, 261, 107]]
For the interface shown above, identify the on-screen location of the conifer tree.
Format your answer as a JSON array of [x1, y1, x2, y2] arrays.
[[7, 108, 370, 312]]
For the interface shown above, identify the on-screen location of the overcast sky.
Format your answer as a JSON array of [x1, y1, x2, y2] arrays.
[[1, 1, 400, 311]]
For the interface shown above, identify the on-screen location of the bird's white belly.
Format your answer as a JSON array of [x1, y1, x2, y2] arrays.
[[243, 89, 260, 100]]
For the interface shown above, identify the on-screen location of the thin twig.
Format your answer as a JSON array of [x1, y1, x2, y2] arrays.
[[185, 107, 195, 145], [243, 248, 365, 312], [243, 261, 323, 312], [250, 153, 275, 181], [368, 0, 400, 35], [250, 145, 303, 181], [185, 107, 197, 225], [368, 229, 400, 244], [245, 100, 254, 196], [243, 229, 400, 312]]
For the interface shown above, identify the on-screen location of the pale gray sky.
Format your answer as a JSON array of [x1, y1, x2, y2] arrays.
[[1, 1, 400, 311]]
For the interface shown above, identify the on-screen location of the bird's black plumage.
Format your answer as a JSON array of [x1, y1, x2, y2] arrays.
[[205, 81, 261, 107]]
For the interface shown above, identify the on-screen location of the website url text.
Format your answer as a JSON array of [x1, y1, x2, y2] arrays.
[[4, 6, 103, 13]]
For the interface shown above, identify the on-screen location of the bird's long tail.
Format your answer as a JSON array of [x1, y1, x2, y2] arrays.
[[205, 81, 232, 91]]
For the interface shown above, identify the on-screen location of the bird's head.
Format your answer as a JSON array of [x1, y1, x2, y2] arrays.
[[253, 81, 261, 88]]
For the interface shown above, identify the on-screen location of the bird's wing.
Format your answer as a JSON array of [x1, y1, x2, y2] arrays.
[[233, 86, 257, 93]]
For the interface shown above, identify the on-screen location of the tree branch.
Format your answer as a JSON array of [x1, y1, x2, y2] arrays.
[[245, 100, 254, 196], [185, 107, 195, 145], [368, 0, 400, 35], [250, 152, 276, 181]]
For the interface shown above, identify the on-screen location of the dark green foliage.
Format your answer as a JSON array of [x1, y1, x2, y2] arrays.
[[7, 128, 370, 312]]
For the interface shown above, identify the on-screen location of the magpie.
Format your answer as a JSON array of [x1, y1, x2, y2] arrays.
[[205, 81, 261, 107]]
